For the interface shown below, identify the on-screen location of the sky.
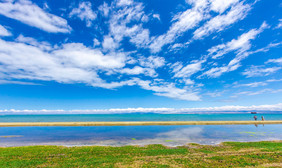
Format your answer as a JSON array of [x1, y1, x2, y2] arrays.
[[0, 0, 281, 112]]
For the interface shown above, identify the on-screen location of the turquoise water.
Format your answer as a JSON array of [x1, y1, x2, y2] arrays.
[[0, 124, 281, 147], [0, 113, 281, 122]]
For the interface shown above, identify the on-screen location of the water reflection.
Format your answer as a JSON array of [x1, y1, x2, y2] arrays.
[[0, 124, 281, 147]]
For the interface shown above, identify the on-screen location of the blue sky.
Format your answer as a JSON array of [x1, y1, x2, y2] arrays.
[[0, 0, 281, 111]]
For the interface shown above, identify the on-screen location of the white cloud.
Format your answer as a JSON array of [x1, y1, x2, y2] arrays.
[[173, 61, 203, 78], [15, 34, 51, 50], [2, 103, 282, 114], [93, 38, 101, 47], [234, 82, 267, 88], [0, 25, 11, 36], [139, 56, 165, 68], [266, 58, 282, 64], [208, 22, 268, 59], [210, 0, 239, 14], [150, 1, 209, 53], [98, 2, 110, 17], [53, 43, 126, 69], [232, 89, 282, 98], [102, 35, 119, 51], [152, 14, 160, 21], [243, 66, 281, 78], [202, 22, 268, 78], [0, 79, 39, 85], [276, 19, 282, 29], [0, 37, 200, 101], [234, 79, 282, 88], [104, 0, 151, 49], [117, 0, 133, 7], [0, 38, 129, 85], [119, 66, 157, 77], [0, 0, 71, 33], [193, 2, 251, 39], [69, 1, 97, 27], [137, 80, 201, 101]]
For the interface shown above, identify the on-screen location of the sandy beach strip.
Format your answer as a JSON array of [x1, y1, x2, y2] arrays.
[[0, 120, 281, 127]]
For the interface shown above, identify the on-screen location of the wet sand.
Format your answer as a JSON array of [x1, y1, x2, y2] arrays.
[[0, 120, 281, 127]]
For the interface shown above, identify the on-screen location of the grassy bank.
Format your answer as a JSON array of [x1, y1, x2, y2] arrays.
[[1, 120, 282, 127], [0, 141, 281, 167]]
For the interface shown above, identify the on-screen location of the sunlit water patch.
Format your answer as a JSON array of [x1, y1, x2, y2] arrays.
[[0, 124, 281, 147]]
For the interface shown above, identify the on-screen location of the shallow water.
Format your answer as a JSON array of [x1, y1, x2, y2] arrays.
[[0, 113, 281, 122], [0, 124, 281, 147]]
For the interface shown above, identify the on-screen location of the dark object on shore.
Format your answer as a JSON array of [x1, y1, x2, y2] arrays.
[[262, 116, 265, 121], [251, 112, 257, 114]]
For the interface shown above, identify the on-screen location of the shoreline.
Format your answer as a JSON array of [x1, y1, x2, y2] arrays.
[[0, 120, 282, 126], [0, 140, 281, 148]]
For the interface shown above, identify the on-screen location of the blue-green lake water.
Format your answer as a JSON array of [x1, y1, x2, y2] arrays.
[[0, 113, 282, 122]]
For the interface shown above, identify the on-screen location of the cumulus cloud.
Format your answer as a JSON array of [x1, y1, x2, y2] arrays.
[[0, 36, 199, 101], [2, 103, 282, 114], [0, 0, 71, 33], [0, 25, 11, 36], [69, 1, 97, 27], [0, 37, 128, 84]]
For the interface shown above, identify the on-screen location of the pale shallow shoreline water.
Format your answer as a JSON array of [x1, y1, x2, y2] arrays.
[[0, 124, 281, 147]]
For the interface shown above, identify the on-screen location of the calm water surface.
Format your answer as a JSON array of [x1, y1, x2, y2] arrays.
[[0, 124, 281, 147]]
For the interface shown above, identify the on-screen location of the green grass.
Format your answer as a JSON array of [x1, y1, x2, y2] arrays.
[[0, 141, 281, 167]]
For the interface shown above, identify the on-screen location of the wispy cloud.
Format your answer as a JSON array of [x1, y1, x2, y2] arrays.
[[149, 0, 209, 53], [234, 78, 282, 88], [193, 1, 251, 39], [0, 24, 11, 36], [0, 79, 40, 85], [242, 66, 281, 77], [276, 19, 282, 29], [0, 0, 71, 33], [137, 79, 201, 101], [266, 57, 282, 64], [173, 60, 203, 78], [231, 89, 282, 98], [201, 22, 268, 78]]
